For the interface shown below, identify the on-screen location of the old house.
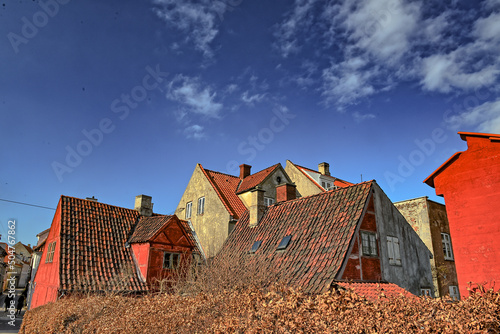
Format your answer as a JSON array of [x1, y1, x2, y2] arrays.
[[424, 131, 500, 297], [284, 160, 353, 197], [175, 163, 292, 258], [30, 195, 201, 309], [394, 197, 459, 299], [0, 242, 31, 290], [216, 181, 433, 296], [27, 228, 50, 309]]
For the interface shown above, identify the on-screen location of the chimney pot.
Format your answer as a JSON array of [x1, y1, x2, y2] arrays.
[[135, 195, 153, 217], [318, 162, 330, 176], [276, 183, 297, 203], [239, 164, 252, 179]]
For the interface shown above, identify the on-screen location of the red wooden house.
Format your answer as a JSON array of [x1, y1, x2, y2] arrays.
[[424, 131, 500, 297], [30, 195, 201, 309], [216, 181, 434, 297]]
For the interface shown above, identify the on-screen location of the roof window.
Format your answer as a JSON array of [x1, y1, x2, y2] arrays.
[[249, 241, 262, 254], [277, 235, 292, 250]]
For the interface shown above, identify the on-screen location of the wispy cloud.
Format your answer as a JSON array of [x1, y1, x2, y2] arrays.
[[446, 98, 500, 134], [275, 0, 500, 111], [166, 74, 223, 118], [152, 0, 229, 57], [241, 91, 266, 105], [184, 124, 207, 140], [353, 111, 376, 123]]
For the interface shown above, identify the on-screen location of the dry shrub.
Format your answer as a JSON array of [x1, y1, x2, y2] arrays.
[[21, 259, 500, 334]]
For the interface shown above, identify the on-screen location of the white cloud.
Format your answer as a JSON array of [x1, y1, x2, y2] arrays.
[[446, 98, 500, 134], [473, 12, 500, 42], [352, 111, 376, 123], [184, 124, 206, 140], [241, 91, 266, 105], [166, 75, 222, 118], [152, 0, 228, 57]]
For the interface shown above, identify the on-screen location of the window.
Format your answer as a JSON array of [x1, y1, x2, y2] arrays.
[[441, 233, 454, 260], [420, 288, 432, 297], [449, 285, 460, 301], [249, 241, 262, 254], [45, 241, 56, 263], [387, 236, 401, 266], [277, 235, 292, 250], [197, 197, 205, 215], [264, 197, 275, 206], [185, 202, 192, 219], [163, 252, 180, 269], [361, 231, 378, 256]]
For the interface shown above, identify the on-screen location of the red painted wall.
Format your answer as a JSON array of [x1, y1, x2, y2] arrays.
[[430, 134, 500, 296], [131, 243, 150, 281], [342, 197, 382, 281], [31, 199, 62, 309]]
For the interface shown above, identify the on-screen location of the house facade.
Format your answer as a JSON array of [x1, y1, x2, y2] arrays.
[[30, 195, 200, 309], [216, 181, 433, 296], [424, 131, 500, 296], [27, 228, 50, 309], [284, 160, 353, 197], [394, 197, 459, 299], [175, 163, 292, 258]]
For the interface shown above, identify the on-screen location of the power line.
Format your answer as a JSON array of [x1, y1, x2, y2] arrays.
[[0, 198, 56, 210]]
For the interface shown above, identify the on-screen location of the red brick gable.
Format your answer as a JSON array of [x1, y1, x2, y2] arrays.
[[217, 181, 374, 294], [236, 163, 281, 194], [59, 196, 147, 293]]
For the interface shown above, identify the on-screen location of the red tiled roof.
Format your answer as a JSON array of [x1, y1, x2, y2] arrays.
[[334, 281, 416, 302], [59, 196, 148, 293], [216, 181, 374, 294], [294, 163, 354, 190], [129, 215, 174, 243], [236, 163, 281, 194], [202, 167, 247, 219]]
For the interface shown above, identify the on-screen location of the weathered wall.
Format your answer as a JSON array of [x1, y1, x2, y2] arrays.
[[175, 164, 231, 258], [431, 135, 500, 296], [31, 199, 63, 309], [373, 184, 434, 296], [284, 160, 322, 198]]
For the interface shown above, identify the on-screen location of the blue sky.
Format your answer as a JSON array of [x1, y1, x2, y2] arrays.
[[1, 0, 500, 246]]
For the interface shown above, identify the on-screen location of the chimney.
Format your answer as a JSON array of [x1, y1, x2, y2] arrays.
[[318, 162, 330, 176], [239, 164, 252, 179], [276, 183, 297, 203], [135, 195, 153, 217], [86, 196, 98, 202], [249, 187, 266, 227]]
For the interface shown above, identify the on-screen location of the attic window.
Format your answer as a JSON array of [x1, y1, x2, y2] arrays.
[[249, 241, 262, 254], [277, 235, 292, 251]]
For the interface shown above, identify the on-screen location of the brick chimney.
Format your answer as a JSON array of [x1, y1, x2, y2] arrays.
[[240, 164, 252, 179], [249, 187, 266, 227], [276, 183, 297, 203], [318, 162, 330, 176], [135, 195, 153, 217]]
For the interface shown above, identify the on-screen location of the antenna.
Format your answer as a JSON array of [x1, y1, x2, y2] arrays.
[[361, 174, 363, 182]]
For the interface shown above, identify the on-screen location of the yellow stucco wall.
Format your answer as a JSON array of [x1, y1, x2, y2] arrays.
[[175, 164, 231, 259], [238, 167, 291, 206], [284, 160, 322, 198]]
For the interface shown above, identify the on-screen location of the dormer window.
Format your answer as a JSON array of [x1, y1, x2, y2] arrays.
[[249, 241, 262, 254]]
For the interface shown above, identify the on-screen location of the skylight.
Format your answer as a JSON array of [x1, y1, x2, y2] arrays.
[[277, 235, 292, 250], [249, 241, 262, 254]]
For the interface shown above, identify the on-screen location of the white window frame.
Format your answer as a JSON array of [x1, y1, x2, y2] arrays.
[[361, 231, 378, 256], [185, 202, 192, 219], [197, 197, 205, 215], [264, 197, 275, 206], [449, 285, 460, 301], [420, 288, 432, 297], [387, 236, 401, 266], [441, 233, 454, 261]]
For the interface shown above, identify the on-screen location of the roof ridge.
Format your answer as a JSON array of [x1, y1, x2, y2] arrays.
[[199, 165, 239, 217], [203, 168, 239, 179], [60, 195, 166, 216]]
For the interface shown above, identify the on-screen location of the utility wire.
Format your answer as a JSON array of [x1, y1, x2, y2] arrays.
[[0, 198, 56, 210]]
